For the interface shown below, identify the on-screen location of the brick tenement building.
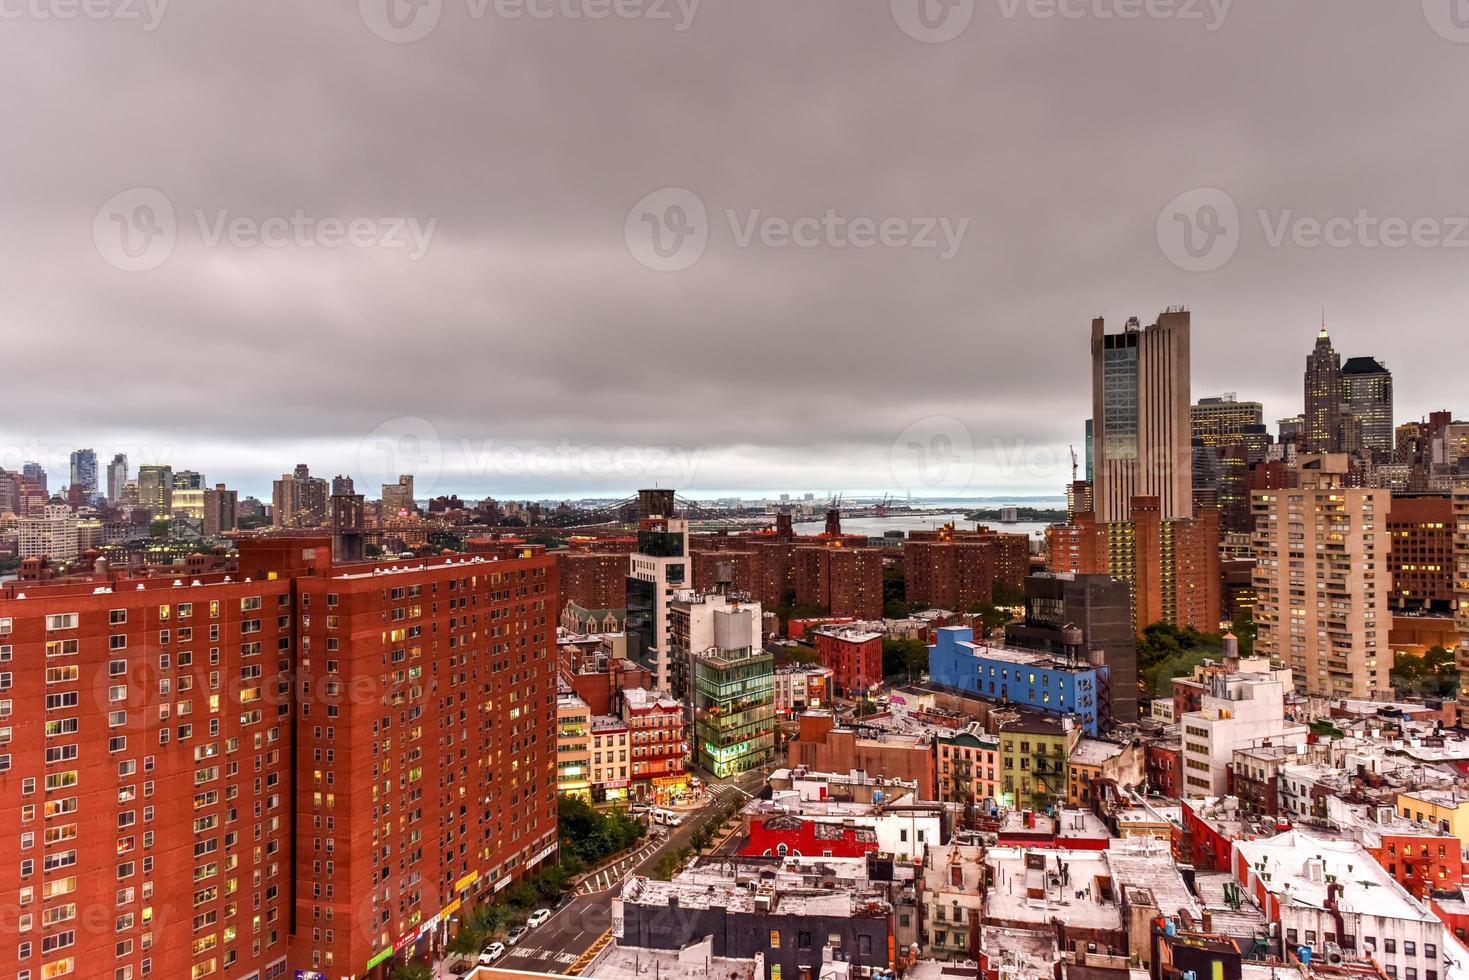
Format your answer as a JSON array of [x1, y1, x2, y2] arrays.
[[794, 545, 884, 619], [688, 528, 874, 616], [904, 526, 1030, 609], [1387, 494, 1455, 611], [0, 535, 559, 980], [785, 711, 936, 799], [812, 627, 883, 697], [556, 550, 630, 611]]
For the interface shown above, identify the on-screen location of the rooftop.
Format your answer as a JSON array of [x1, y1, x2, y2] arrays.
[[1235, 830, 1437, 923]]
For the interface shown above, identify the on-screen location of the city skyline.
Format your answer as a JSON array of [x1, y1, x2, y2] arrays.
[[3, 4, 1468, 500]]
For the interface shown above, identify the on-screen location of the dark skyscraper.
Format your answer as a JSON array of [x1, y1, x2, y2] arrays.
[[1304, 323, 1344, 453], [1343, 356, 1394, 458], [68, 448, 97, 498]]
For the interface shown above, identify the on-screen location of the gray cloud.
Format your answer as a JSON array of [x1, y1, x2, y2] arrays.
[[1, 0, 1464, 498]]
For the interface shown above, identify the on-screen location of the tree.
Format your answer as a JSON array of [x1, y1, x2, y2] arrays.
[[991, 581, 1026, 608], [966, 601, 1013, 637], [391, 962, 433, 980], [1392, 646, 1459, 699], [882, 637, 928, 682]]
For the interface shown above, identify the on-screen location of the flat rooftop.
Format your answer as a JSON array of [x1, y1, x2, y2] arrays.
[[984, 848, 1122, 932], [1235, 830, 1437, 923]]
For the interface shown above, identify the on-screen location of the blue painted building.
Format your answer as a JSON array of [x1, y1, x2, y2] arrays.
[[928, 626, 1108, 735]]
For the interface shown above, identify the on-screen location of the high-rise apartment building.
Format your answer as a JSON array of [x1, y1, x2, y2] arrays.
[[271, 464, 328, 529], [1191, 394, 1266, 451], [1303, 325, 1345, 454], [1091, 310, 1192, 523], [1386, 494, 1454, 612], [107, 453, 128, 505], [15, 499, 79, 561], [21, 462, 47, 495], [1049, 498, 1220, 637], [202, 483, 239, 538], [1253, 455, 1389, 698], [1343, 356, 1394, 458], [0, 535, 559, 980], [667, 588, 763, 711], [135, 464, 173, 516], [1454, 484, 1469, 724], [380, 474, 416, 516], [66, 449, 97, 499]]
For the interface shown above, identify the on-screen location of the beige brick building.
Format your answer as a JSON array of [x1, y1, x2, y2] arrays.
[[1253, 454, 1390, 698]]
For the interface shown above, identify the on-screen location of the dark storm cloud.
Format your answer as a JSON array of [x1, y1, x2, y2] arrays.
[[1, 0, 1465, 498]]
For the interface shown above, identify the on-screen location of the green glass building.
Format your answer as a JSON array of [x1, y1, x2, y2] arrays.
[[692, 645, 774, 778]]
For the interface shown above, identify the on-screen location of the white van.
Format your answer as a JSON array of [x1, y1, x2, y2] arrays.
[[651, 807, 683, 827]]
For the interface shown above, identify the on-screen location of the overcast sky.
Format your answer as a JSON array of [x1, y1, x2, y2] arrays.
[[3, 0, 1466, 501]]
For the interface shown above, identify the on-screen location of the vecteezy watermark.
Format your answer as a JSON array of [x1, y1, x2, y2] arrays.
[[625, 188, 970, 272], [1158, 187, 1469, 272], [93, 188, 438, 271], [358, 416, 446, 498], [1422, 0, 1469, 43], [0, 0, 168, 30], [890, 417, 975, 496], [1258, 210, 1469, 250], [890, 0, 975, 43], [359, 0, 699, 44], [994, 0, 1231, 30], [1156, 187, 1240, 273], [892, 0, 1229, 42]]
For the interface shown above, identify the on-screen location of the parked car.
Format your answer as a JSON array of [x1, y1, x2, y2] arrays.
[[507, 925, 529, 945], [527, 908, 552, 928], [479, 943, 506, 964]]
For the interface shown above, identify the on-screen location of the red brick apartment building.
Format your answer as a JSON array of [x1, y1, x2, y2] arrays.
[[904, 525, 1029, 609], [812, 627, 884, 697], [0, 535, 558, 980]]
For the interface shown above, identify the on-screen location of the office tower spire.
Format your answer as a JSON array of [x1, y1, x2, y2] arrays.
[[1304, 321, 1344, 453]]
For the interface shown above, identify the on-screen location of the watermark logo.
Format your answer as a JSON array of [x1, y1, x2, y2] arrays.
[[360, 0, 443, 43], [625, 187, 970, 271], [0, 0, 170, 30], [1156, 186, 1240, 272], [891, 0, 975, 43], [358, 416, 445, 499], [890, 416, 975, 496], [1423, 0, 1469, 42], [625, 187, 709, 272], [361, 0, 699, 43], [93, 187, 177, 273], [92, 188, 438, 271], [995, 0, 1231, 31], [1257, 209, 1469, 250]]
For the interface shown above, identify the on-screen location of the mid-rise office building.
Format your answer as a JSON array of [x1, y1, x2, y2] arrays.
[[691, 642, 773, 778], [106, 453, 128, 505], [1253, 454, 1390, 698], [626, 490, 689, 692], [66, 448, 97, 499], [1387, 494, 1455, 612], [1005, 572, 1138, 723], [1343, 355, 1394, 458], [136, 464, 173, 516], [1090, 310, 1192, 523]]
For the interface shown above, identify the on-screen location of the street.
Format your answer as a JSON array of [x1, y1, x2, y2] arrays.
[[489, 769, 765, 975]]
